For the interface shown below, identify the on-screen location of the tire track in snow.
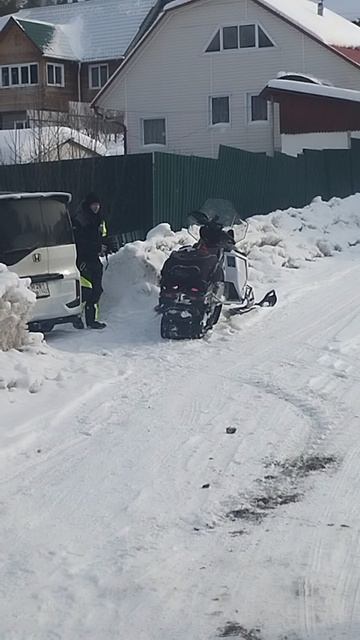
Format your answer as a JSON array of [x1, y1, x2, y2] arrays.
[[291, 327, 360, 639]]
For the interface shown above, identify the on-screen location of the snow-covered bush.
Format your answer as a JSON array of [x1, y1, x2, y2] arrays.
[[0, 264, 35, 351]]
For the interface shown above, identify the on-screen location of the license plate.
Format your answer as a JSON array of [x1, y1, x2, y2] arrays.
[[30, 282, 50, 298]]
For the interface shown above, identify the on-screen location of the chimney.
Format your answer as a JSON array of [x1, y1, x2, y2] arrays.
[[317, 1, 324, 16]]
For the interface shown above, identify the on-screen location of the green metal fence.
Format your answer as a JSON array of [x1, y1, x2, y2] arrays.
[[1, 142, 359, 239], [152, 142, 360, 229], [0, 153, 153, 237]]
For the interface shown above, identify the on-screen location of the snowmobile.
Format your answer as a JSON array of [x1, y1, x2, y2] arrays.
[[157, 200, 277, 340]]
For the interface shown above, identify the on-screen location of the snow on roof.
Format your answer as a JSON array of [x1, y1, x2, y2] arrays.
[[264, 78, 360, 103], [0, 192, 72, 202], [276, 71, 333, 85], [0, 127, 106, 166], [15, 18, 78, 60], [0, 0, 156, 62], [257, 0, 360, 49], [165, 0, 360, 50]]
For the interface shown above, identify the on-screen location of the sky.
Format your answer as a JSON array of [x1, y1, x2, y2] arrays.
[[323, 0, 359, 20]]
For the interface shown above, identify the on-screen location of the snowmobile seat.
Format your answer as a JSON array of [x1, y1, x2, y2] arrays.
[[161, 247, 219, 287]]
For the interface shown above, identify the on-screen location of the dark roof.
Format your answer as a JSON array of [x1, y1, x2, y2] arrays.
[[0, 0, 157, 62], [17, 18, 56, 52]]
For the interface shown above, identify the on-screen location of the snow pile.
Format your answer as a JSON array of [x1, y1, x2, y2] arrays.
[[0, 334, 50, 394], [104, 223, 193, 311], [240, 194, 360, 287], [0, 265, 35, 352], [104, 194, 360, 307]]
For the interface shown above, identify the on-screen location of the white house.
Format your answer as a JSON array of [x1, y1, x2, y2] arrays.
[[92, 0, 360, 158]]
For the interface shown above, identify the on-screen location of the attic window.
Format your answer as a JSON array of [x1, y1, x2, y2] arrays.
[[205, 24, 275, 53], [258, 26, 274, 48], [206, 30, 220, 52], [239, 24, 256, 48], [223, 27, 238, 50]]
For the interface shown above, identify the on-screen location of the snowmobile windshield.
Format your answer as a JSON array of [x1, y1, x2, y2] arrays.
[[0, 197, 73, 266], [194, 199, 248, 243]]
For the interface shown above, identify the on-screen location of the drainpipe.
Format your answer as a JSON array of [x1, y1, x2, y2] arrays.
[[270, 96, 276, 157], [77, 61, 82, 103]]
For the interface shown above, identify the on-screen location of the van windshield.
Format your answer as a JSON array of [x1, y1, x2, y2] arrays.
[[0, 197, 73, 266]]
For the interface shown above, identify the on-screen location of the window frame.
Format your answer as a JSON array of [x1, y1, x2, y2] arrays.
[[239, 24, 257, 49], [0, 62, 39, 88], [46, 62, 65, 87], [222, 26, 239, 50], [141, 117, 167, 147], [247, 92, 270, 125], [209, 95, 231, 127], [88, 63, 109, 90], [204, 23, 276, 54], [14, 120, 29, 130]]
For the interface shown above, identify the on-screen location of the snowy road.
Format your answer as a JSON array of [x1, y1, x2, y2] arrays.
[[2, 249, 360, 640]]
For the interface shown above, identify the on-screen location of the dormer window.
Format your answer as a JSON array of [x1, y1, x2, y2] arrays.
[[205, 24, 275, 52]]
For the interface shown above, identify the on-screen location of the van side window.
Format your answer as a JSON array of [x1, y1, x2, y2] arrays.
[[0, 198, 73, 266]]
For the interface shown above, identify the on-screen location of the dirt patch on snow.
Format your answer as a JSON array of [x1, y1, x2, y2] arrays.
[[218, 622, 263, 638], [227, 491, 301, 524], [226, 454, 338, 526], [275, 454, 337, 476]]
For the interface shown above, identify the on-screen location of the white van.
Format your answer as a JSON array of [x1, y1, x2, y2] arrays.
[[0, 191, 82, 332]]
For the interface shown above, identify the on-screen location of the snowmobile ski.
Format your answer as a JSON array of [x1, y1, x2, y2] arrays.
[[227, 289, 277, 317]]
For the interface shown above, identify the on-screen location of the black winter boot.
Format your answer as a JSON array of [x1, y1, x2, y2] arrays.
[[88, 321, 107, 329]]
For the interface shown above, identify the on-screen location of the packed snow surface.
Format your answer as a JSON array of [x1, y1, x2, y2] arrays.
[[2, 194, 360, 639]]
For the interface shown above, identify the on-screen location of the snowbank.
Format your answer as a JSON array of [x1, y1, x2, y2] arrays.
[[240, 193, 360, 287], [0, 265, 35, 351], [104, 194, 360, 306], [103, 223, 193, 312]]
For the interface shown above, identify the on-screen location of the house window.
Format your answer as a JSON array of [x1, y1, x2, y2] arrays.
[[206, 30, 220, 52], [143, 118, 166, 145], [0, 63, 38, 88], [205, 24, 274, 52], [248, 94, 268, 122], [258, 26, 274, 48], [239, 24, 256, 48], [30, 64, 38, 84], [15, 120, 28, 130], [11, 67, 19, 85], [210, 96, 230, 125], [223, 26, 238, 50], [89, 64, 109, 89], [47, 63, 64, 87], [21, 66, 29, 85]]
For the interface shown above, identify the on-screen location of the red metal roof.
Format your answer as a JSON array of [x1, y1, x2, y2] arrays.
[[333, 46, 360, 66], [262, 82, 360, 134]]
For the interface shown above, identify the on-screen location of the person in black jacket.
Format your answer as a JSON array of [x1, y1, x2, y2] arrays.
[[73, 192, 107, 329]]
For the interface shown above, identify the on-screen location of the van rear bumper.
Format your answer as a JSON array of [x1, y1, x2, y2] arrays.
[[29, 276, 81, 323], [28, 314, 81, 333]]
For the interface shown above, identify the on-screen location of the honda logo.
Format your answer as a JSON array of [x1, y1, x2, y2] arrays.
[[33, 253, 41, 263]]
